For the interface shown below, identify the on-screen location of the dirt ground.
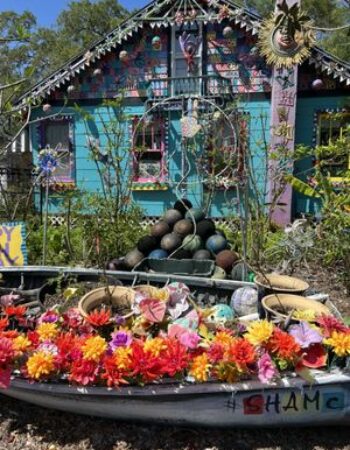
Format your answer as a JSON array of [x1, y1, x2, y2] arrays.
[[0, 268, 349, 450]]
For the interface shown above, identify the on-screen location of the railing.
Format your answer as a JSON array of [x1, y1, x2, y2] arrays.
[[148, 75, 233, 99]]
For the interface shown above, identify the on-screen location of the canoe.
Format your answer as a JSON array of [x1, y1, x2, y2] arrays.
[[0, 266, 349, 427], [3, 371, 350, 427]]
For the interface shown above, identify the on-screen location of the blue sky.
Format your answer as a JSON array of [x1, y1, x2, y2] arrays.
[[0, 0, 147, 26]]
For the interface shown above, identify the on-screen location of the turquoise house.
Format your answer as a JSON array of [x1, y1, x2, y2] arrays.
[[17, 0, 350, 220]]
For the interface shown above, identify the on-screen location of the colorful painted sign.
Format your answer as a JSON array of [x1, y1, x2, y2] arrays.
[[0, 222, 27, 267]]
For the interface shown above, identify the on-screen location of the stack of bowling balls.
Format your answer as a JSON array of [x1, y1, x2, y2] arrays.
[[108, 199, 242, 279]]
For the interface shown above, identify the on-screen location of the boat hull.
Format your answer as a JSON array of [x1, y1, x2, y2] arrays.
[[3, 373, 350, 427]]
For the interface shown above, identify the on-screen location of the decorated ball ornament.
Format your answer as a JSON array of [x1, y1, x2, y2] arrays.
[[119, 50, 129, 62], [173, 198, 193, 216], [193, 249, 212, 260], [312, 79, 324, 90], [185, 208, 205, 222], [163, 209, 183, 226], [160, 233, 182, 252], [67, 85, 75, 93], [216, 250, 239, 272], [211, 266, 227, 280], [231, 261, 252, 282], [148, 249, 168, 259], [171, 248, 192, 260], [174, 219, 193, 237], [93, 68, 102, 76], [206, 235, 228, 254], [182, 235, 202, 253], [137, 235, 159, 254], [124, 249, 144, 269], [223, 26, 234, 38], [151, 36, 162, 51], [230, 287, 258, 317], [150, 221, 170, 238], [196, 219, 216, 239]]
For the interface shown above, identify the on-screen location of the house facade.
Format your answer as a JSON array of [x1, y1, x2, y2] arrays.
[[18, 0, 350, 221]]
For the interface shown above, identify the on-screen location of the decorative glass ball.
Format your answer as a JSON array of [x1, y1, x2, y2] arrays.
[[312, 79, 324, 90], [223, 26, 234, 38], [119, 50, 129, 62]]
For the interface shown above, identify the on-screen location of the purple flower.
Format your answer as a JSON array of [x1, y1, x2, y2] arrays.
[[39, 310, 59, 324], [109, 331, 132, 351], [289, 321, 323, 349], [38, 341, 58, 355], [258, 353, 278, 384]]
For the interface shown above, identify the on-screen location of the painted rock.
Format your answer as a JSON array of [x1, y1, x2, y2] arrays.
[[193, 249, 212, 260], [148, 249, 168, 259], [150, 221, 170, 238], [163, 209, 183, 225], [207, 304, 234, 324], [137, 235, 159, 254], [173, 198, 193, 216], [206, 235, 228, 254], [160, 232, 182, 252], [196, 219, 216, 239], [173, 219, 194, 236], [185, 208, 206, 222], [182, 235, 202, 253], [230, 287, 258, 316], [216, 250, 239, 272], [124, 248, 144, 269]]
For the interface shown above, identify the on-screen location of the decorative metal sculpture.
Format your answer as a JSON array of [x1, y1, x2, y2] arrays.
[[178, 32, 202, 73]]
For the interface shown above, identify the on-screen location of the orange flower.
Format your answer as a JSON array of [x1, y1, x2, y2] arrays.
[[0, 318, 9, 331], [82, 336, 107, 362], [4, 305, 26, 317], [213, 331, 235, 349], [113, 346, 133, 370], [144, 338, 167, 357], [26, 351, 56, 380], [37, 323, 59, 342], [189, 353, 211, 382], [225, 338, 256, 369], [12, 335, 31, 354], [86, 309, 111, 327], [268, 329, 301, 361]]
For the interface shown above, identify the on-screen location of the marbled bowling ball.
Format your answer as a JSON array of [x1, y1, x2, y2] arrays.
[[182, 235, 202, 253], [173, 219, 194, 237], [150, 221, 170, 238], [216, 250, 240, 272], [137, 235, 158, 254], [163, 209, 183, 226], [230, 287, 258, 316], [231, 261, 251, 282], [160, 232, 182, 252], [185, 208, 205, 222], [124, 248, 144, 269], [148, 248, 168, 259], [171, 248, 192, 259], [193, 249, 212, 260], [211, 266, 227, 280], [196, 219, 216, 239], [173, 198, 193, 216], [206, 235, 228, 254], [105, 258, 126, 271], [215, 229, 226, 239]]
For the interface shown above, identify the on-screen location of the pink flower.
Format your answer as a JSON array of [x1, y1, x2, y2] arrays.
[[179, 331, 200, 350], [257, 353, 278, 384], [0, 367, 12, 389], [0, 294, 20, 307]]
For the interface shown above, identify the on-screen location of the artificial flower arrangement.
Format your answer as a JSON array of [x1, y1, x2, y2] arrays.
[[0, 284, 349, 390]]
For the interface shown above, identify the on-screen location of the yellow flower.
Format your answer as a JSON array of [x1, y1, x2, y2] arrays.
[[113, 346, 133, 370], [245, 320, 274, 346], [13, 335, 31, 353], [215, 362, 239, 383], [213, 331, 235, 349], [189, 354, 211, 382], [37, 323, 59, 342], [27, 351, 55, 380], [82, 336, 107, 362], [293, 309, 316, 321], [324, 331, 350, 357], [144, 338, 167, 357]]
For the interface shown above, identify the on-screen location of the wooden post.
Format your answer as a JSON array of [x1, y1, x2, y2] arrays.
[[268, 0, 300, 226]]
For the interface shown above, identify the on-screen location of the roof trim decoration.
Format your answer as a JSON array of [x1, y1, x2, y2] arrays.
[[17, 0, 350, 105]]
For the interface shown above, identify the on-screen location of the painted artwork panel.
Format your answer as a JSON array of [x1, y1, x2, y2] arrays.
[[0, 222, 27, 267]]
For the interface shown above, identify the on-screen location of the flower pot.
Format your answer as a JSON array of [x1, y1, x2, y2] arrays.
[[78, 286, 135, 320], [255, 273, 309, 295], [261, 294, 331, 323]]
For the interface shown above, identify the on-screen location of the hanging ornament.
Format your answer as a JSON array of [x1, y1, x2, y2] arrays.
[[67, 85, 75, 93], [42, 103, 51, 113], [213, 111, 222, 121], [223, 26, 234, 38], [119, 50, 129, 62], [257, 2, 315, 69], [218, 5, 230, 21], [179, 32, 202, 73], [175, 11, 184, 26], [93, 68, 102, 76], [188, 9, 198, 20], [312, 79, 324, 90], [152, 36, 162, 51]]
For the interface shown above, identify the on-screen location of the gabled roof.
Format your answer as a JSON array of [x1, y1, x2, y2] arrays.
[[17, 0, 350, 105]]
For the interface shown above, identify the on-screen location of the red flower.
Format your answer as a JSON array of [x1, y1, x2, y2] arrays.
[[56, 332, 81, 370], [0, 337, 14, 367], [4, 305, 27, 318], [101, 355, 129, 388], [0, 330, 19, 339], [207, 343, 225, 364], [226, 338, 256, 368], [0, 318, 9, 331], [130, 342, 162, 383], [268, 329, 301, 361], [86, 309, 111, 327], [316, 314, 349, 338], [27, 330, 40, 346], [159, 339, 190, 377], [298, 343, 327, 369], [69, 358, 99, 386]]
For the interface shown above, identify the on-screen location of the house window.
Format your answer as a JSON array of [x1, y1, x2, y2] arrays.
[[316, 112, 350, 180], [41, 119, 75, 183], [132, 116, 167, 183]]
